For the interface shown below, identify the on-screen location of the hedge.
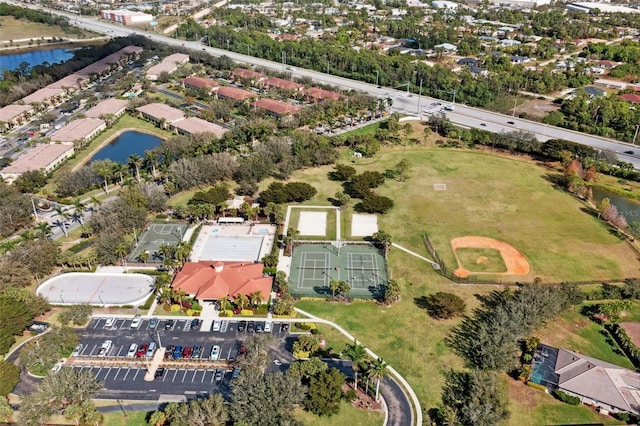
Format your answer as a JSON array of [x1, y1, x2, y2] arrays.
[[554, 390, 580, 405]]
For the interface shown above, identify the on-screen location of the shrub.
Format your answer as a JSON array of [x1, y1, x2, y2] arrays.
[[526, 382, 547, 392], [186, 309, 194, 316], [554, 390, 580, 405], [190, 301, 200, 311], [170, 304, 181, 312], [344, 388, 358, 402], [240, 309, 254, 316], [156, 214, 168, 219]]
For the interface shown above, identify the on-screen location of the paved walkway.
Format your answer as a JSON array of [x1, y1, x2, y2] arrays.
[[294, 307, 422, 426], [391, 243, 439, 268]]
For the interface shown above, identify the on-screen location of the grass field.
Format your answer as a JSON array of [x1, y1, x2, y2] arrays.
[[283, 147, 639, 282], [100, 411, 149, 426], [454, 247, 507, 273], [294, 401, 384, 426], [0, 16, 93, 43]]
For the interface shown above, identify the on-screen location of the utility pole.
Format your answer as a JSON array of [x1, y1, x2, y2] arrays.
[[417, 78, 423, 116], [31, 196, 39, 222], [281, 51, 286, 69], [512, 98, 518, 117], [633, 124, 639, 145], [375, 69, 379, 87]]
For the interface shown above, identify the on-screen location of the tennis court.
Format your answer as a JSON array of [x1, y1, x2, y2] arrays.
[[289, 243, 388, 298], [128, 223, 188, 263]]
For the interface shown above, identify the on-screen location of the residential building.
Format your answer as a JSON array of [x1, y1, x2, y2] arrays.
[[252, 98, 301, 116], [181, 76, 219, 94], [434, 43, 458, 52], [500, 39, 521, 47], [214, 86, 255, 102], [302, 87, 343, 102], [136, 103, 185, 126], [594, 78, 627, 90], [510, 55, 531, 64], [0, 143, 74, 184], [50, 118, 106, 143], [100, 10, 154, 25], [146, 53, 190, 81], [230, 68, 267, 84], [618, 93, 640, 104], [171, 261, 272, 305], [582, 86, 606, 98], [262, 77, 304, 92], [457, 57, 480, 67], [85, 98, 129, 119], [0, 104, 34, 130], [531, 344, 640, 416], [172, 117, 228, 137], [22, 88, 67, 108]]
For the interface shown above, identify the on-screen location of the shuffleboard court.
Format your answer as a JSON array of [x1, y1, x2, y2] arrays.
[[129, 223, 188, 263], [36, 273, 154, 306], [289, 243, 388, 298]]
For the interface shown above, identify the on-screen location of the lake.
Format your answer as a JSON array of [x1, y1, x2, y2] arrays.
[[591, 186, 640, 223], [0, 48, 76, 76], [90, 130, 163, 164]]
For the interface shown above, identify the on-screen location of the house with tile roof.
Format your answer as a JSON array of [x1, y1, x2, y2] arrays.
[[530, 344, 640, 416], [171, 261, 272, 304]]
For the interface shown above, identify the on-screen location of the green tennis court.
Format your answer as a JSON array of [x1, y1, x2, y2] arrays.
[[128, 223, 188, 263], [289, 243, 388, 298]]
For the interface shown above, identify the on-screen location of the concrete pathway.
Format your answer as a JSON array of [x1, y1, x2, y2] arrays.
[[294, 307, 422, 426], [198, 301, 218, 331], [391, 242, 439, 268]]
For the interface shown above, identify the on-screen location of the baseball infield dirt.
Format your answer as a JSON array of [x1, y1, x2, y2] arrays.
[[451, 236, 530, 278]]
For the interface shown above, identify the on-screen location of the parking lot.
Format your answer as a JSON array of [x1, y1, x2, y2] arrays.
[[68, 316, 293, 400]]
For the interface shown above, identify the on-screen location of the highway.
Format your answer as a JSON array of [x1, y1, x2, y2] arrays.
[[9, 2, 640, 169]]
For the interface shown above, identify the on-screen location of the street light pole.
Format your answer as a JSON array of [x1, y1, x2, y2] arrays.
[[281, 51, 286, 69], [417, 78, 423, 116], [512, 98, 518, 117], [31, 196, 39, 222], [375, 70, 379, 87], [633, 124, 639, 145]]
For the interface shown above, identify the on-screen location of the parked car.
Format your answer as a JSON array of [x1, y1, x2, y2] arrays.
[[51, 363, 63, 374], [247, 321, 255, 333], [154, 368, 165, 380], [126, 343, 138, 358], [214, 368, 223, 382], [28, 321, 49, 334], [165, 320, 175, 330], [210, 345, 220, 361], [182, 346, 193, 359], [238, 321, 247, 332], [173, 346, 183, 359], [192, 345, 202, 359], [281, 323, 289, 332], [136, 344, 148, 358], [71, 344, 83, 357], [212, 320, 221, 332], [165, 345, 175, 359], [98, 340, 112, 357], [131, 315, 142, 329], [146, 342, 157, 358], [191, 319, 200, 329], [255, 322, 264, 333], [232, 367, 241, 379], [105, 317, 116, 328], [149, 318, 159, 329]]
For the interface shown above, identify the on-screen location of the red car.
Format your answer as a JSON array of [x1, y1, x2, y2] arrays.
[[136, 344, 148, 358], [182, 346, 192, 359]]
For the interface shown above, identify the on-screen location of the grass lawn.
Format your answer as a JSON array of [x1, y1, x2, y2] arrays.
[[100, 411, 149, 426], [344, 120, 387, 137], [294, 401, 384, 426], [285, 146, 639, 282], [454, 247, 507, 273], [0, 16, 96, 43]]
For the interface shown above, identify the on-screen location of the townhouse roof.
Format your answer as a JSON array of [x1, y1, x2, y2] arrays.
[[182, 76, 220, 89], [0, 104, 33, 122], [22, 88, 66, 105], [263, 77, 304, 91], [85, 98, 130, 118], [215, 86, 255, 101], [618, 93, 640, 103], [302, 87, 343, 101], [230, 68, 266, 80], [136, 103, 185, 122], [252, 98, 301, 115], [1, 143, 74, 174], [147, 53, 190, 77], [173, 117, 228, 137], [50, 118, 106, 142]]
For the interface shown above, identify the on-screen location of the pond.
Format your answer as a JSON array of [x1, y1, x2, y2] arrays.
[[0, 48, 75, 77], [591, 186, 640, 223], [90, 130, 163, 164]]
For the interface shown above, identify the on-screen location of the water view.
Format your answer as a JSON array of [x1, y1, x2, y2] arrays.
[[591, 186, 640, 223], [90, 130, 163, 164], [0, 48, 75, 76]]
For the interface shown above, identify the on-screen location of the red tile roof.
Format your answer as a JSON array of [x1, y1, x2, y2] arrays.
[[215, 86, 255, 101], [302, 87, 343, 101], [182, 76, 219, 89], [618, 93, 640, 103], [263, 77, 304, 91], [231, 68, 265, 81], [172, 262, 272, 301], [252, 98, 301, 115]]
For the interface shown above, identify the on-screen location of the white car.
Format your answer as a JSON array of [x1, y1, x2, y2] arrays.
[[98, 340, 112, 357], [105, 317, 116, 328], [51, 363, 63, 374], [264, 322, 272, 333], [71, 344, 83, 357], [130, 315, 142, 329], [210, 345, 220, 361], [212, 320, 221, 332], [126, 343, 138, 358]]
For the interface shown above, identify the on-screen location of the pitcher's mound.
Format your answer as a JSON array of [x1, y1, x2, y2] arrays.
[[476, 256, 488, 264]]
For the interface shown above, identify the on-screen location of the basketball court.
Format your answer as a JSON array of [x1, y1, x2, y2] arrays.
[[36, 273, 154, 306], [289, 243, 388, 298], [128, 223, 188, 263]]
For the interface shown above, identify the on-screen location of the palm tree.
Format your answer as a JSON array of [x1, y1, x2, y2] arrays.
[[173, 288, 187, 308], [144, 150, 160, 179], [96, 161, 113, 194], [138, 250, 150, 264], [218, 295, 230, 313], [114, 243, 129, 268], [128, 154, 143, 182], [88, 195, 102, 213], [249, 290, 263, 307], [71, 198, 85, 225], [113, 162, 128, 186], [344, 340, 367, 390], [369, 357, 388, 401], [0, 239, 19, 254], [236, 293, 249, 310], [53, 206, 70, 237], [35, 221, 52, 239]]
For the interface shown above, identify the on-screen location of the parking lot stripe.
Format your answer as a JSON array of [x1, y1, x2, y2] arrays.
[[103, 367, 112, 380], [210, 371, 215, 384], [190, 370, 198, 383], [172, 369, 178, 382], [132, 368, 140, 381], [95, 367, 103, 378], [116, 345, 125, 357], [162, 369, 170, 382], [181, 370, 188, 382], [89, 344, 98, 356], [92, 319, 100, 329], [201, 371, 208, 383], [123, 368, 130, 380], [113, 367, 121, 380]]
